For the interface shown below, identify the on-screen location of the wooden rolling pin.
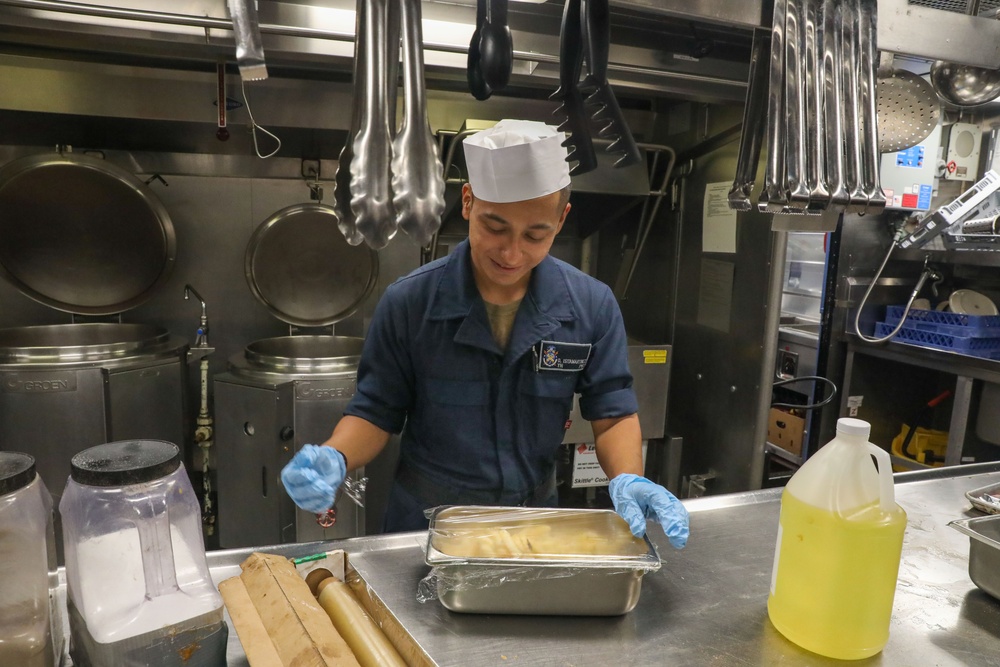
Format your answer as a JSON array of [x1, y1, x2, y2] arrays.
[[316, 577, 407, 667]]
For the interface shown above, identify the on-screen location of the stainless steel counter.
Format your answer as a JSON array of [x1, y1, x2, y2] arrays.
[[199, 463, 1000, 667]]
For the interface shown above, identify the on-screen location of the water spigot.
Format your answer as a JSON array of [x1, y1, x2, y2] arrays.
[[183, 284, 210, 348]]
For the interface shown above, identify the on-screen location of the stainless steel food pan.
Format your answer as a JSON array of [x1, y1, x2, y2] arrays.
[[965, 482, 1000, 515], [949, 515, 1000, 601], [425, 506, 661, 616]]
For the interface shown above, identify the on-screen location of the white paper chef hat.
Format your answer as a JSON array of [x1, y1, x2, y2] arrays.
[[463, 119, 572, 203]]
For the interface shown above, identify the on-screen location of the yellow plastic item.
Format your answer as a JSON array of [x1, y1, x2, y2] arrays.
[[768, 418, 907, 660], [890, 425, 949, 469]]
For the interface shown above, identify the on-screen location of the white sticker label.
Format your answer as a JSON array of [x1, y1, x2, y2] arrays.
[[847, 395, 864, 417], [770, 524, 783, 597]]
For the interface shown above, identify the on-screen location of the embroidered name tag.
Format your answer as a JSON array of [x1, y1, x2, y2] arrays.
[[533, 340, 592, 372]]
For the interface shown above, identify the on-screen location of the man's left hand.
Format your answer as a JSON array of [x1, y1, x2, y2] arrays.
[[609, 473, 689, 549]]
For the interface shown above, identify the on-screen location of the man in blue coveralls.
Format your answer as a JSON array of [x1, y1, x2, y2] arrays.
[[281, 120, 688, 548]]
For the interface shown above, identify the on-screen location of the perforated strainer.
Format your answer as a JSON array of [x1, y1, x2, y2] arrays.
[[877, 53, 941, 153]]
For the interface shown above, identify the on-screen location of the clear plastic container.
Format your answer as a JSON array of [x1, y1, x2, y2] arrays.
[[61, 440, 225, 666], [0, 452, 56, 667], [767, 418, 907, 660]]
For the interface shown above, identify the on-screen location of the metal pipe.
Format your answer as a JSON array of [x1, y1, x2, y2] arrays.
[[619, 144, 677, 298], [0, 0, 747, 88], [750, 229, 787, 490]]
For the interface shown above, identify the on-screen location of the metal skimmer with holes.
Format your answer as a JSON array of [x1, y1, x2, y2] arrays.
[[877, 65, 941, 153]]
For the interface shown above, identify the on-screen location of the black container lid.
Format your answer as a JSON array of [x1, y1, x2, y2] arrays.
[[70, 440, 181, 487], [0, 451, 36, 496]]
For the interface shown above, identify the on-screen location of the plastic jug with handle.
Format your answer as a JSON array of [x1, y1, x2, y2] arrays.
[[767, 418, 907, 660], [61, 440, 226, 666]]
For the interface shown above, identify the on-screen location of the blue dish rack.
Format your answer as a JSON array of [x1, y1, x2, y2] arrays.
[[875, 306, 1000, 359]]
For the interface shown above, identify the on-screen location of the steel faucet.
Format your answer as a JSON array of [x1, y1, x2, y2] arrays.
[[183, 284, 210, 348]]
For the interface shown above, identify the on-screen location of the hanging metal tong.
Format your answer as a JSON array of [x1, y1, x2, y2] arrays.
[[349, 0, 400, 249], [392, 0, 446, 246]]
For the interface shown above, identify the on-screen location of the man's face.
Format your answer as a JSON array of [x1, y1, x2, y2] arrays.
[[462, 183, 570, 299]]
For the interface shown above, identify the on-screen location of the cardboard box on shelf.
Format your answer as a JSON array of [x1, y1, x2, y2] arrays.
[[768, 408, 805, 456]]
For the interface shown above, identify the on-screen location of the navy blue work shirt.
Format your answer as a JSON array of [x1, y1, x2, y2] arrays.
[[344, 238, 638, 528]]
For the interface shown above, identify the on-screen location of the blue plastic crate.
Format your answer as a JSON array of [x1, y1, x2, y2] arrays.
[[875, 322, 1000, 359], [884, 305, 1000, 337]]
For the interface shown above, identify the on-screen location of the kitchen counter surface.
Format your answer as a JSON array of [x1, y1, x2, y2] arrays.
[[205, 462, 1000, 666]]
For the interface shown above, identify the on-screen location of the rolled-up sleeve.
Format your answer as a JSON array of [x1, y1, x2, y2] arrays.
[[344, 286, 414, 434], [577, 285, 638, 420]]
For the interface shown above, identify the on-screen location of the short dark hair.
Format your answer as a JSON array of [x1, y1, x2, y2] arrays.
[[557, 185, 571, 212]]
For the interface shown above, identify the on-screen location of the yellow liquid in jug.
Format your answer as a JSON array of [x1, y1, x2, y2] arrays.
[[767, 491, 906, 660]]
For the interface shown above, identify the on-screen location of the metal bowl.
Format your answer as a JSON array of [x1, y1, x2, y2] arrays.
[[930, 60, 1000, 107], [0, 323, 172, 363], [243, 335, 364, 373]]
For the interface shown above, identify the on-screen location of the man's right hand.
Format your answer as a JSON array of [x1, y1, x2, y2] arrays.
[[280, 444, 347, 513]]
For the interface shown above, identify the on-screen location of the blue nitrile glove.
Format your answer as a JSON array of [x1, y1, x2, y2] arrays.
[[609, 473, 689, 549], [280, 444, 347, 513]]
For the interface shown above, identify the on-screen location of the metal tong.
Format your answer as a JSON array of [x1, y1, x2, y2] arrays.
[[392, 0, 446, 246], [349, 0, 400, 249], [334, 0, 369, 246], [551, 0, 597, 175]]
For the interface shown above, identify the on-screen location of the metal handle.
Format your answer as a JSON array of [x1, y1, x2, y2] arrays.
[[803, 0, 829, 208], [760, 0, 787, 211], [784, 0, 810, 208], [858, 0, 886, 214], [350, 0, 399, 249], [822, 0, 849, 208], [841, 0, 867, 213], [391, 0, 446, 247]]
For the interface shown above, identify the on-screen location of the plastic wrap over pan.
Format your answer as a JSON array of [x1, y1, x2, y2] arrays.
[[420, 506, 661, 616], [0, 151, 176, 315]]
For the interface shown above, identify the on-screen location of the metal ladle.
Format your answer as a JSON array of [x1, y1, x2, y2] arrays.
[[930, 60, 1000, 107], [929, 1, 1000, 107]]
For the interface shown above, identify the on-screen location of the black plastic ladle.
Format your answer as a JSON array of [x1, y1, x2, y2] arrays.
[[479, 0, 513, 91], [467, 0, 492, 100]]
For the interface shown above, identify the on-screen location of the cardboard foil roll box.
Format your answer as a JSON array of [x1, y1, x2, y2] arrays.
[[219, 550, 433, 667]]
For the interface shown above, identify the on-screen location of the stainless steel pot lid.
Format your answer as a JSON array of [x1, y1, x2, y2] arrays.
[[243, 335, 364, 373], [245, 204, 378, 327], [0, 323, 173, 363], [0, 152, 176, 315]]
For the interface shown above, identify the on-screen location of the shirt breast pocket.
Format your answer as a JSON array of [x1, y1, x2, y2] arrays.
[[426, 378, 490, 406]]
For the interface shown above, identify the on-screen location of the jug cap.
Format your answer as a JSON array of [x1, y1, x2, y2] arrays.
[[836, 417, 871, 438], [70, 440, 180, 487], [0, 451, 36, 496]]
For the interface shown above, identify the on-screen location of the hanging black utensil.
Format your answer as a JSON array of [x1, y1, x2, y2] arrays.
[[479, 0, 513, 91], [468, 0, 492, 100], [580, 0, 642, 167], [550, 0, 597, 175]]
